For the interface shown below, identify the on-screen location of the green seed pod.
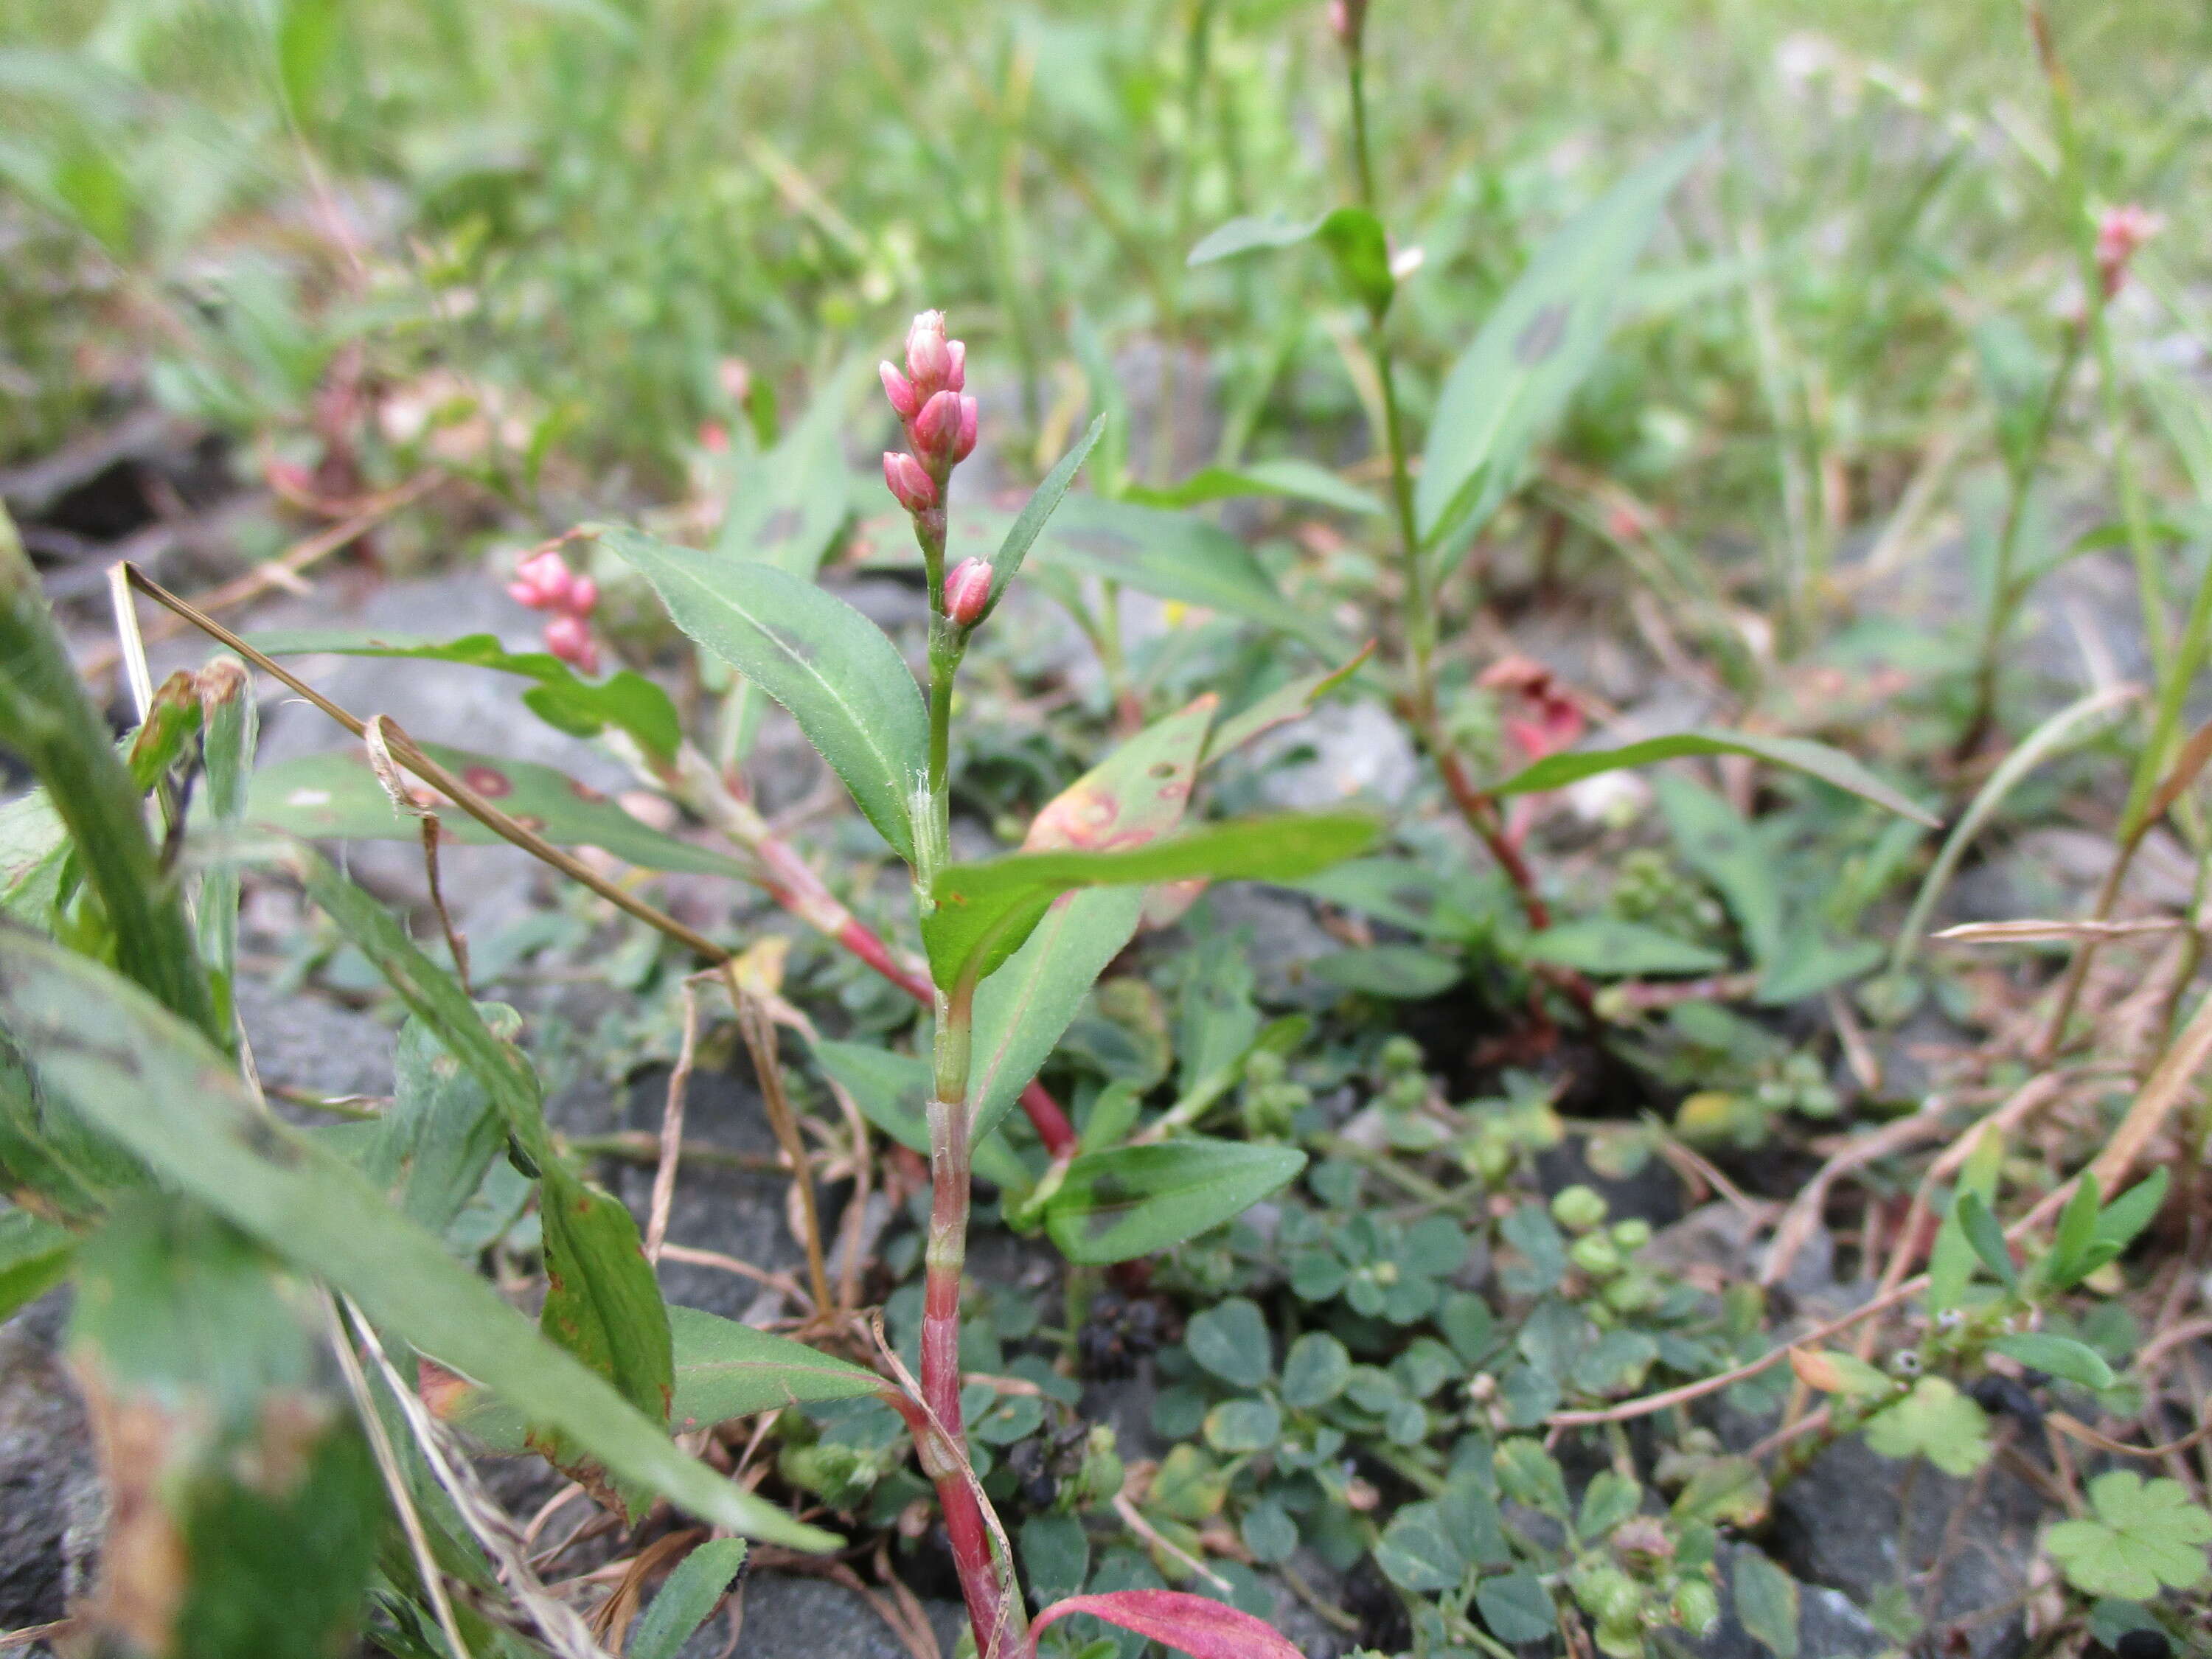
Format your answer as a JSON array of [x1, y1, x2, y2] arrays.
[[1552, 1184, 1610, 1233], [1243, 1049, 1287, 1086], [1671, 1578, 1721, 1635], [1610, 1218, 1652, 1252], [1379, 1034, 1424, 1074], [1571, 1232, 1624, 1277]]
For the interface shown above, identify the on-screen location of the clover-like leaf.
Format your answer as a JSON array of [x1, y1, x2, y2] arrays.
[[1863, 1377, 1991, 1477], [2043, 1472, 2212, 1601]]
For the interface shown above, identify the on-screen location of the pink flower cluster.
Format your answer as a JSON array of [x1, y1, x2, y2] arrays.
[[508, 548, 601, 674], [2096, 205, 2163, 299], [880, 311, 978, 520]]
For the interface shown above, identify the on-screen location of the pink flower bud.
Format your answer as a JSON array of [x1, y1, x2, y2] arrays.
[[2096, 204, 2163, 299], [883, 451, 939, 513], [944, 557, 992, 627], [953, 394, 978, 464], [543, 613, 599, 675], [912, 390, 962, 465], [565, 575, 598, 619], [944, 339, 967, 392], [509, 549, 574, 611], [880, 361, 920, 420], [905, 310, 952, 393]]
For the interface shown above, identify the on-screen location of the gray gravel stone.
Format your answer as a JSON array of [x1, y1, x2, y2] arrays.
[[715, 1571, 963, 1659], [1774, 1433, 2039, 1659], [1679, 1542, 1890, 1659], [0, 1295, 100, 1631]]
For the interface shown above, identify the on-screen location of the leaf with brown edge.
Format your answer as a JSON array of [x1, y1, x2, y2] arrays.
[[967, 698, 1217, 1139], [535, 1164, 675, 1471], [1029, 1590, 1303, 1659]]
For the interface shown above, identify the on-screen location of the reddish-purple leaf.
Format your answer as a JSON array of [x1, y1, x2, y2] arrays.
[[1029, 1590, 1304, 1659]]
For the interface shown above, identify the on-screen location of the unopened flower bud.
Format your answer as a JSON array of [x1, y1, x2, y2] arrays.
[[509, 549, 574, 611], [911, 390, 963, 465], [944, 339, 967, 392], [1329, 0, 1370, 51], [905, 310, 952, 393], [880, 361, 920, 420], [565, 575, 598, 619], [944, 557, 992, 627], [883, 451, 938, 513], [543, 613, 599, 675], [2096, 204, 2163, 298], [953, 394, 978, 463]]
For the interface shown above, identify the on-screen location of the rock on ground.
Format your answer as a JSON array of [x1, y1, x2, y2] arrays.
[[0, 1295, 100, 1635], [1774, 1433, 2041, 1659], [1681, 1542, 1890, 1659]]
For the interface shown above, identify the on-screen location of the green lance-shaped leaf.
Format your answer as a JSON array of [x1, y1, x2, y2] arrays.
[[1519, 917, 1725, 977], [248, 629, 683, 762], [1187, 210, 1329, 265], [285, 846, 543, 1155], [0, 507, 220, 1042], [1731, 1550, 1802, 1659], [245, 743, 762, 880], [1492, 728, 1937, 827], [714, 363, 861, 577], [925, 812, 1380, 997], [0, 924, 836, 1550], [598, 525, 929, 863], [1927, 1127, 2003, 1316], [714, 366, 868, 761], [1186, 204, 1395, 316], [196, 658, 257, 1034], [1123, 459, 1384, 518], [1989, 1332, 2114, 1391], [537, 1164, 677, 1441], [282, 846, 673, 1432], [665, 1306, 883, 1427], [0, 786, 68, 922], [1952, 1189, 2020, 1291], [982, 412, 1106, 616], [1417, 128, 1713, 556], [968, 695, 1216, 1139], [436, 1303, 884, 1447], [0, 1202, 73, 1321], [364, 1013, 512, 1237], [1200, 647, 1371, 768], [1042, 1138, 1307, 1264], [1018, 495, 1346, 657], [628, 1537, 750, 1659]]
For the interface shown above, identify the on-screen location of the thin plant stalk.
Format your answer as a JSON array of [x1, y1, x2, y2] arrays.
[[1955, 321, 2085, 761], [1336, 29, 1548, 933], [883, 314, 1026, 1658], [2022, 1, 2200, 1055]]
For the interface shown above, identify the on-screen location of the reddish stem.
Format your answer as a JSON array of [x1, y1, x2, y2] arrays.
[[1435, 748, 1549, 929], [752, 819, 1080, 1155], [887, 1392, 1015, 1657]]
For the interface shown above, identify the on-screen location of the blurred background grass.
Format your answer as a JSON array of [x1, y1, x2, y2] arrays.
[[1, 0, 2205, 580]]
